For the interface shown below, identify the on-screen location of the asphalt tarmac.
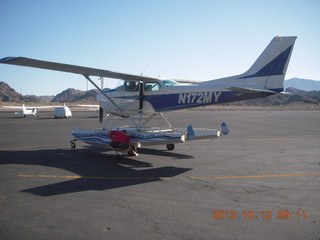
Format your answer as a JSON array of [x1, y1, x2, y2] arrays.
[[0, 109, 319, 240]]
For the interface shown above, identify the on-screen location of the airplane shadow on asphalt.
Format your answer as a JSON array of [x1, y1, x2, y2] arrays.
[[0, 147, 192, 197]]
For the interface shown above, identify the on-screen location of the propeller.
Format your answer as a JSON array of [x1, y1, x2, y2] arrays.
[[99, 106, 104, 123]]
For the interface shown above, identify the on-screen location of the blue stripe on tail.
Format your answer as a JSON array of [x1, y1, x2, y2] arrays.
[[239, 45, 293, 79]]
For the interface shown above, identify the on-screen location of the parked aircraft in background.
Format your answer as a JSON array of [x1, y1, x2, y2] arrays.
[[3, 104, 40, 117], [3, 104, 72, 118], [3, 104, 99, 118], [0, 36, 297, 155]]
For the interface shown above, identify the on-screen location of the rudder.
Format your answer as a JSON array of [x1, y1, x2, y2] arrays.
[[239, 36, 297, 92]]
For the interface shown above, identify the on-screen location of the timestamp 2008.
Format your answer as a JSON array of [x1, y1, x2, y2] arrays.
[[211, 210, 307, 220]]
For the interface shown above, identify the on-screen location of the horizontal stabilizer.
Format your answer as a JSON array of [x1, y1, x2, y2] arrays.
[[227, 87, 277, 94]]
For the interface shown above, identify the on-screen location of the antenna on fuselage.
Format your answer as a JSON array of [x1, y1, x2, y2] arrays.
[[158, 65, 168, 78], [140, 64, 149, 76]]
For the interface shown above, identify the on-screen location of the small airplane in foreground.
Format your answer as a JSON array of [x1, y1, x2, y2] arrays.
[[0, 36, 297, 154]]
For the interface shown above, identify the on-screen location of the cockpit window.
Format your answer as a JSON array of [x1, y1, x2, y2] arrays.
[[163, 80, 178, 87], [124, 81, 138, 91], [144, 82, 161, 91]]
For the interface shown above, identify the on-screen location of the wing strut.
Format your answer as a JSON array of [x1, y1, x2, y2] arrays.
[[138, 81, 143, 110], [83, 75, 123, 113]]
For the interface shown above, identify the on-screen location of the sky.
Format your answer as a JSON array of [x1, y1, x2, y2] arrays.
[[0, 0, 319, 95]]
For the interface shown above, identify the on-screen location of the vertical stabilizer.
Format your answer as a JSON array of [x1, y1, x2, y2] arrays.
[[239, 36, 297, 91]]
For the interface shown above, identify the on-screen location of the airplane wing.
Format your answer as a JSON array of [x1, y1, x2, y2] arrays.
[[3, 106, 25, 109], [3, 105, 63, 109], [33, 106, 64, 109], [0, 57, 160, 82], [172, 79, 201, 84], [64, 105, 100, 111], [76, 104, 100, 108]]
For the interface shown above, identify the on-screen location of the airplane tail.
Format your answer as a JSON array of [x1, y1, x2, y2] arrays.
[[22, 104, 26, 113], [205, 36, 297, 93], [238, 36, 297, 92]]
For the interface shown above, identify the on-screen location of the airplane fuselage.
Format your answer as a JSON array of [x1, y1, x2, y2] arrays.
[[97, 79, 276, 116], [15, 106, 38, 117]]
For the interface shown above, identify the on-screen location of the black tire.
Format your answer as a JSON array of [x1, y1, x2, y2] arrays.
[[71, 142, 76, 149], [166, 144, 175, 151]]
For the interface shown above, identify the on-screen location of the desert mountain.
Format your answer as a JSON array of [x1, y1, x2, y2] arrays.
[[284, 78, 320, 91], [51, 88, 98, 103], [0, 82, 98, 103], [0, 81, 22, 102]]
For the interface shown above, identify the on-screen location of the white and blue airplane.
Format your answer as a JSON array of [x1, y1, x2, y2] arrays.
[[0, 36, 297, 153]]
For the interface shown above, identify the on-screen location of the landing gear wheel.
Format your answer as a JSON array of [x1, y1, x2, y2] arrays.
[[166, 144, 175, 151], [71, 142, 76, 149], [70, 138, 77, 149], [128, 145, 138, 156]]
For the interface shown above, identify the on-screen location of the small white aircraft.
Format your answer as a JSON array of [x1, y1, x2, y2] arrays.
[[3, 104, 100, 118], [3, 104, 73, 118], [0, 36, 297, 154], [3, 104, 39, 117]]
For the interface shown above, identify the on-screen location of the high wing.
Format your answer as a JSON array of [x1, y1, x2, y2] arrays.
[[3, 106, 25, 109], [172, 79, 202, 84], [76, 104, 100, 108], [0, 57, 159, 82]]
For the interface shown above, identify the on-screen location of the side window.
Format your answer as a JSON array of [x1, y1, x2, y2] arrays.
[[145, 82, 161, 91], [124, 81, 138, 92]]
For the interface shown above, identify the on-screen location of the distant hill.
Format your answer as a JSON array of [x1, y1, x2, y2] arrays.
[[37, 95, 55, 102], [0, 81, 22, 102], [51, 88, 98, 103], [0, 81, 55, 102], [0, 81, 98, 103], [284, 78, 320, 91]]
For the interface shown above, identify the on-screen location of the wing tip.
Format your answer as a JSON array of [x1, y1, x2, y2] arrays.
[[0, 57, 21, 63]]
